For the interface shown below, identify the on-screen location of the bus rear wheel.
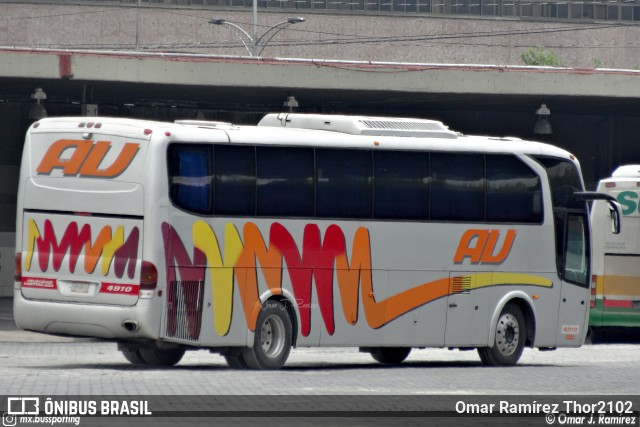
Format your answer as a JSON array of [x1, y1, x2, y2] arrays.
[[478, 303, 526, 366], [241, 300, 292, 370], [120, 347, 146, 365], [138, 347, 185, 367], [370, 347, 411, 364], [119, 342, 185, 367]]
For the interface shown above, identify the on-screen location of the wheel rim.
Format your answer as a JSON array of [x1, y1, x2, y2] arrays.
[[260, 314, 285, 358], [495, 312, 519, 357]]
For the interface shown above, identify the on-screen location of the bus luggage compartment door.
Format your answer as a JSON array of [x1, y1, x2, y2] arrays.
[[444, 272, 491, 347]]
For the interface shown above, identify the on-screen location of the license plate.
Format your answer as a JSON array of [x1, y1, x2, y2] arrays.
[[69, 282, 90, 294]]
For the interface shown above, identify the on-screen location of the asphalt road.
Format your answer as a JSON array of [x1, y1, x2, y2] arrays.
[[1, 297, 639, 427]]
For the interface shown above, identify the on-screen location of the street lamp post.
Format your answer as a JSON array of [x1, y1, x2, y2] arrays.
[[135, 0, 141, 50], [209, 4, 304, 58]]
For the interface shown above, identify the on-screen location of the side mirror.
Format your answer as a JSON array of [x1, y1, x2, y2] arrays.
[[608, 200, 621, 235], [574, 191, 621, 235]]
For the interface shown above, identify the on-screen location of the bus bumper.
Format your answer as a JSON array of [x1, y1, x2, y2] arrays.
[[13, 291, 160, 340]]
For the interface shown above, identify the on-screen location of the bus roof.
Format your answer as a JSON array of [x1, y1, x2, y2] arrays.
[[611, 165, 640, 179], [29, 113, 574, 160]]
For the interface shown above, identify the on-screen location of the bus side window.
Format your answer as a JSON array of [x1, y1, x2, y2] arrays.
[[486, 155, 542, 223], [256, 146, 314, 217], [373, 150, 430, 220], [168, 144, 213, 215], [430, 153, 484, 222], [215, 145, 256, 216], [316, 148, 372, 219], [564, 214, 589, 285]]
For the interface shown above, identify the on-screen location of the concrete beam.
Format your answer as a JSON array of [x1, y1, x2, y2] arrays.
[[2, 48, 640, 100]]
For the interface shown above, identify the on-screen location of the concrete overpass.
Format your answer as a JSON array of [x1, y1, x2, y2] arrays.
[[3, 47, 640, 125], [1, 46, 640, 295], [2, 47, 640, 167]]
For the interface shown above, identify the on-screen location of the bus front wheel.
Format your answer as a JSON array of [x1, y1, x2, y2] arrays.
[[478, 303, 526, 366], [242, 300, 292, 370], [224, 348, 249, 369]]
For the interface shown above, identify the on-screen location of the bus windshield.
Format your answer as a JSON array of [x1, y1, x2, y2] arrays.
[[534, 156, 590, 287]]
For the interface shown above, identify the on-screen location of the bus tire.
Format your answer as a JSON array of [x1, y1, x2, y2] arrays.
[[370, 347, 411, 364], [120, 348, 146, 365], [588, 327, 603, 344], [478, 303, 526, 367], [224, 351, 249, 370], [241, 300, 292, 370], [138, 347, 185, 367]]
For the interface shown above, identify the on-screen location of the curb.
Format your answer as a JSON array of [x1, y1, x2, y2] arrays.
[[0, 330, 98, 343]]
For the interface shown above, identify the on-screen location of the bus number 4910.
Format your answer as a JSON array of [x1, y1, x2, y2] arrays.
[[103, 284, 135, 294]]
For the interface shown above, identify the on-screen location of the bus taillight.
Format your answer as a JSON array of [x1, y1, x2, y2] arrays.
[[140, 261, 158, 299], [14, 253, 22, 288], [590, 275, 597, 308]]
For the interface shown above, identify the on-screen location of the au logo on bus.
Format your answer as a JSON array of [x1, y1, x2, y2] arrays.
[[453, 229, 517, 265], [36, 139, 139, 178]]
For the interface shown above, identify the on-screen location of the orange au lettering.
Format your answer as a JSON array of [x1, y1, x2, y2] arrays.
[[453, 229, 517, 265], [36, 139, 139, 178]]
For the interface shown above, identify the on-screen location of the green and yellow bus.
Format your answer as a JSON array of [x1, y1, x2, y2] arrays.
[[590, 165, 640, 339]]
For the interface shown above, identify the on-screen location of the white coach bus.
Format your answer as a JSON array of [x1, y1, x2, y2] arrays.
[[13, 113, 619, 369]]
